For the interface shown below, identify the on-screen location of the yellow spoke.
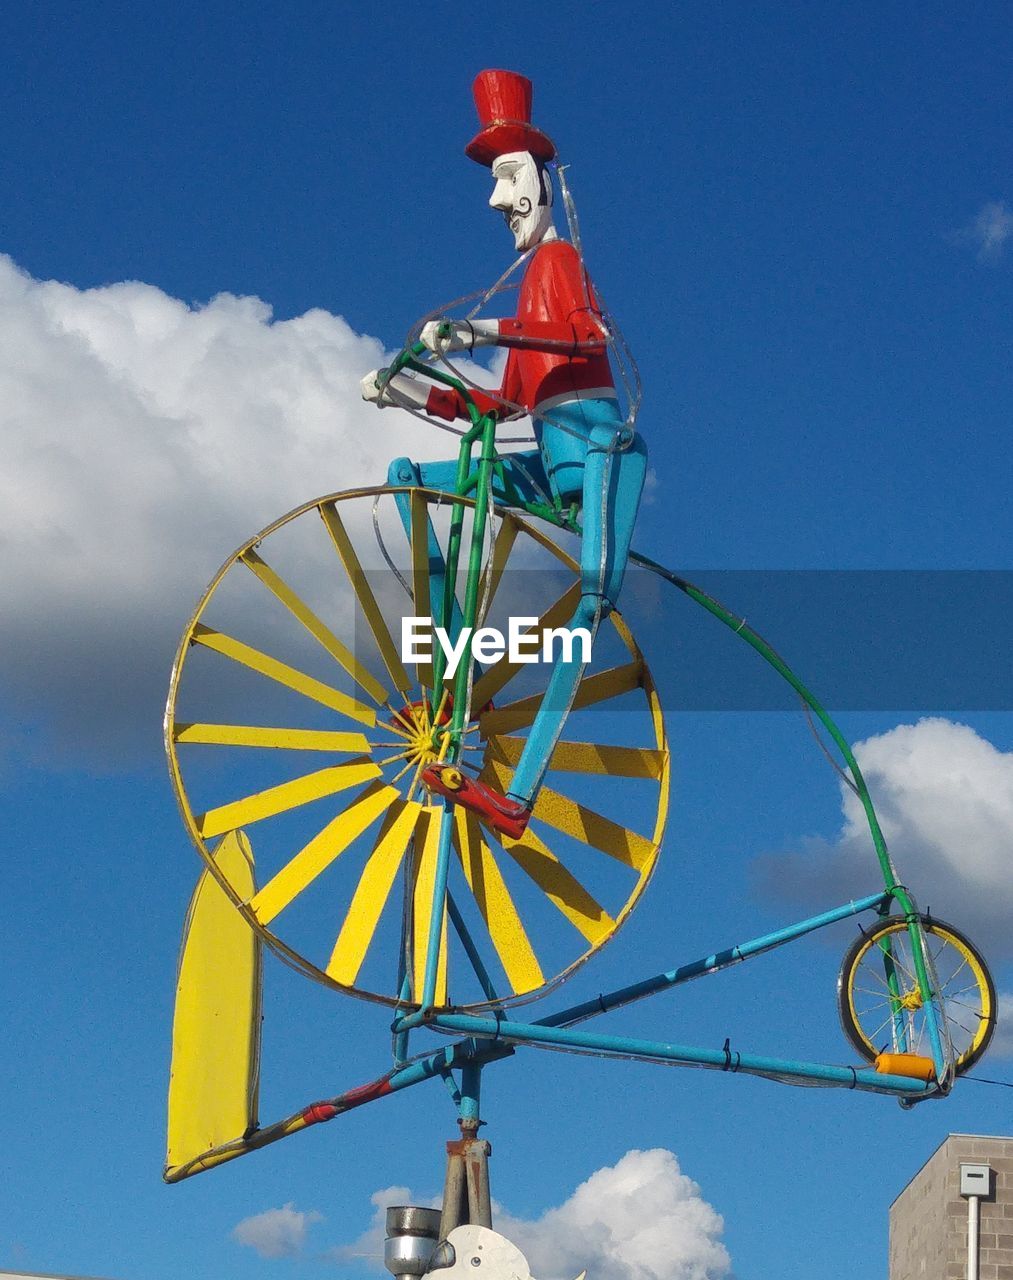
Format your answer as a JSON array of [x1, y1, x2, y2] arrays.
[[483, 757, 653, 872], [318, 501, 412, 696], [410, 491, 434, 688], [487, 736, 664, 779], [500, 826, 615, 945], [190, 625, 376, 727], [412, 806, 448, 1005], [173, 723, 371, 753], [326, 800, 421, 984], [197, 758, 381, 840], [378, 747, 415, 767], [248, 781, 399, 925], [479, 661, 644, 736], [384, 711, 416, 740], [453, 809, 543, 994], [433, 687, 452, 727], [471, 580, 581, 708], [390, 757, 419, 787], [406, 753, 430, 804], [240, 549, 388, 705]]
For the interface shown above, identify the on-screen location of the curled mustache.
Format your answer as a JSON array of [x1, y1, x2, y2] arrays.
[[502, 196, 533, 226]]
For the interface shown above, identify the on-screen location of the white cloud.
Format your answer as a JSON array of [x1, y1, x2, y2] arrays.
[[755, 717, 1013, 961], [0, 253, 455, 763], [957, 200, 1013, 262], [232, 1203, 323, 1258], [338, 1151, 730, 1280], [497, 1149, 729, 1280], [988, 992, 1013, 1059]]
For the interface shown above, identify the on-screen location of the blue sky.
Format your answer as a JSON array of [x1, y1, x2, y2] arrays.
[[2, 4, 1012, 1280]]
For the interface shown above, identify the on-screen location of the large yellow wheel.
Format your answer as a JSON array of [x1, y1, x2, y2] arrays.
[[838, 917, 996, 1073], [166, 487, 670, 1011]]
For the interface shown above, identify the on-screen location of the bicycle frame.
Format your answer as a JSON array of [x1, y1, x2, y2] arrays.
[[379, 342, 949, 1106]]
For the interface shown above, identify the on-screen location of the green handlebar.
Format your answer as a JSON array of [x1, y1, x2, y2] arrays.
[[379, 335, 484, 418]]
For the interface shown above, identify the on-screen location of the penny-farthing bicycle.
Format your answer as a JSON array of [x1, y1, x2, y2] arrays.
[[164, 338, 995, 1194]]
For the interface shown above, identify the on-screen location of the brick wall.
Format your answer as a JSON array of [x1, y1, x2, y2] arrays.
[[890, 1135, 1013, 1280]]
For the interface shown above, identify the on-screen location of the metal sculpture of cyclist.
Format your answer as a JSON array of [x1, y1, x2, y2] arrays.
[[361, 68, 647, 840]]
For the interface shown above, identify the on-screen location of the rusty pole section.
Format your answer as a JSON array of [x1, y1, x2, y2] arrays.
[[439, 1059, 492, 1235]]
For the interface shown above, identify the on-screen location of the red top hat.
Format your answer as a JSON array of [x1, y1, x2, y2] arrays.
[[465, 69, 556, 167]]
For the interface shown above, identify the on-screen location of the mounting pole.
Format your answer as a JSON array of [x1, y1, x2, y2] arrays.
[[439, 1060, 492, 1238], [960, 1163, 991, 1280]]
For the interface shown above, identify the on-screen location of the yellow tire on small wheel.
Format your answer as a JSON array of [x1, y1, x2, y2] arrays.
[[837, 916, 996, 1073], [165, 486, 670, 1011]]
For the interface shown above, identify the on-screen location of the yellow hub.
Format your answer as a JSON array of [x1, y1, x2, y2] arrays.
[[899, 989, 923, 1011], [386, 691, 454, 798]]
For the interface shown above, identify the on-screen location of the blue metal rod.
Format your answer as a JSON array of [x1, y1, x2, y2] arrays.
[[447, 890, 501, 1005], [460, 1060, 482, 1125], [393, 972, 413, 1065], [536, 892, 892, 1029], [909, 920, 947, 1080], [391, 892, 893, 1040], [427, 1013, 933, 1096], [421, 800, 455, 1010], [387, 1046, 458, 1094]]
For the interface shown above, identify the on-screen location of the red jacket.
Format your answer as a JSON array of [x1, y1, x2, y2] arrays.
[[426, 239, 615, 422]]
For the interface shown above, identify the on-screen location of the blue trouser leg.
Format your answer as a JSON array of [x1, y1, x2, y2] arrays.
[[506, 424, 648, 807]]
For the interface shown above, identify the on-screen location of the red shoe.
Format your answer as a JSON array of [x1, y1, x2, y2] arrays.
[[421, 765, 531, 840]]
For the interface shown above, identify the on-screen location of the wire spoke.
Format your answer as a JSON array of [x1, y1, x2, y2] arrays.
[[409, 491, 434, 688], [479, 513, 520, 621]]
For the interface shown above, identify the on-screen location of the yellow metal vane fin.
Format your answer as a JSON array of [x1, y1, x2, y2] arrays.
[[479, 660, 643, 736], [471, 581, 582, 708], [319, 501, 412, 696], [483, 757, 653, 872], [190, 624, 376, 726], [240, 549, 388, 705], [412, 806, 448, 1005], [499, 826, 615, 945], [488, 735, 664, 779], [166, 830, 261, 1179], [326, 799, 421, 983], [196, 758, 381, 840], [453, 808, 543, 994], [174, 723, 371, 753], [249, 780, 399, 925]]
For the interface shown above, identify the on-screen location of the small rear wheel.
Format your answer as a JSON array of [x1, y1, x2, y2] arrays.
[[838, 916, 996, 1073]]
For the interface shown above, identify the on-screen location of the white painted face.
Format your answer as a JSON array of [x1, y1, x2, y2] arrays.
[[489, 150, 554, 252]]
